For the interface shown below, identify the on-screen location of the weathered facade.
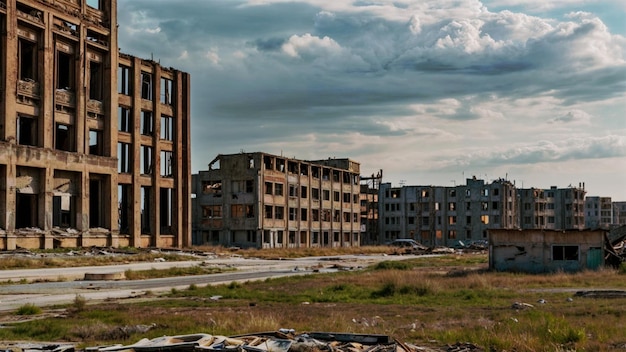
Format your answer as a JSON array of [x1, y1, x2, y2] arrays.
[[0, 0, 191, 249], [378, 177, 518, 247], [584, 196, 613, 229], [518, 185, 586, 231], [359, 170, 382, 245], [489, 229, 605, 273], [192, 153, 361, 248]]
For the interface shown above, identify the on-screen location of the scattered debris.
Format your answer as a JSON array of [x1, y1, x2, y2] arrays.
[[1, 331, 485, 352], [511, 302, 534, 310]]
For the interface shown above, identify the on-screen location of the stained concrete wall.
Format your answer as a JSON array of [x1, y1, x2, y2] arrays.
[[489, 229, 606, 273]]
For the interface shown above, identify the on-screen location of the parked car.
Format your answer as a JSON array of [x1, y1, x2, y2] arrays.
[[387, 239, 423, 250]]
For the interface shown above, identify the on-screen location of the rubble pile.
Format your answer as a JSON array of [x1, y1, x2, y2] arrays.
[[0, 331, 482, 352]]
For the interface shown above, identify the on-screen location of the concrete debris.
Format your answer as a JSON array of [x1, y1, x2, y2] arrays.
[[2, 331, 483, 352], [511, 302, 534, 310]]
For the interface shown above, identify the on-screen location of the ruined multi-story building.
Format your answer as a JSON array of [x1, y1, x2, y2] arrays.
[[613, 201, 626, 227], [518, 184, 586, 230], [192, 152, 361, 248], [378, 177, 518, 247], [584, 196, 613, 229], [359, 170, 382, 245], [0, 0, 191, 250]]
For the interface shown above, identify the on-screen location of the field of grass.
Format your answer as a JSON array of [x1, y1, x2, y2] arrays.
[[1, 253, 625, 351]]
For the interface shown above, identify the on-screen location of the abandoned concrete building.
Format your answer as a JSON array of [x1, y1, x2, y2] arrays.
[[489, 228, 605, 273], [0, 0, 192, 250], [378, 177, 519, 247], [584, 196, 613, 229], [191, 153, 361, 248], [517, 184, 586, 231]]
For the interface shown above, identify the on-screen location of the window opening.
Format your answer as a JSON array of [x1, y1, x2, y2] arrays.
[[160, 150, 173, 177], [16, 193, 38, 229], [118, 65, 131, 95], [160, 188, 173, 234], [141, 71, 152, 100], [141, 145, 153, 175], [118, 106, 131, 132], [89, 177, 105, 228], [19, 37, 38, 81], [118, 143, 131, 173], [141, 186, 152, 234], [55, 124, 73, 151], [89, 129, 103, 156], [141, 111, 153, 135], [89, 60, 103, 100], [118, 184, 131, 234], [160, 77, 173, 105], [553, 245, 579, 261], [53, 195, 73, 228], [17, 115, 38, 146], [160, 115, 173, 140], [56, 48, 74, 90]]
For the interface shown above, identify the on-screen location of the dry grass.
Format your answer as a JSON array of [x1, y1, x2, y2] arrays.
[[1, 254, 625, 351]]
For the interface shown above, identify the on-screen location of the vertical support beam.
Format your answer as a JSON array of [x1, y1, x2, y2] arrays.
[[131, 57, 141, 247], [4, 0, 18, 143]]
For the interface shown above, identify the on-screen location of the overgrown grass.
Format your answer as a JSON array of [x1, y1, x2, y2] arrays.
[[0, 254, 624, 351], [124, 265, 230, 280], [15, 303, 42, 315]]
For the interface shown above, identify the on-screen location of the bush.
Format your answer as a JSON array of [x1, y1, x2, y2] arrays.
[[16, 303, 42, 315], [73, 294, 87, 312]]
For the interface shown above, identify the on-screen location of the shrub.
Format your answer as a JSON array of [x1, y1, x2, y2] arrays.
[[73, 294, 87, 312], [16, 303, 42, 315]]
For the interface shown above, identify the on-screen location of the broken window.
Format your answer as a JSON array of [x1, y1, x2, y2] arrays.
[[89, 176, 106, 228], [246, 205, 254, 218], [16, 192, 38, 228], [160, 150, 173, 177], [89, 129, 103, 156], [264, 156, 273, 170], [322, 209, 330, 222], [246, 180, 254, 193], [202, 181, 221, 195], [322, 168, 330, 180], [141, 145, 153, 175], [160, 115, 173, 140], [448, 202, 456, 211], [55, 42, 74, 90], [141, 71, 153, 100], [141, 110, 153, 135], [288, 161, 298, 174], [118, 142, 131, 173], [481, 202, 488, 211], [481, 215, 489, 224], [312, 167, 320, 179], [160, 188, 173, 234], [301, 209, 308, 221], [312, 188, 319, 200], [553, 245, 579, 261], [118, 106, 131, 132], [275, 206, 284, 220], [312, 209, 319, 221], [19, 36, 38, 81], [160, 77, 173, 105], [264, 205, 273, 219], [323, 190, 330, 201], [448, 216, 456, 225], [333, 210, 340, 222], [55, 123, 74, 151], [89, 60, 103, 101], [17, 115, 39, 146], [288, 184, 298, 197], [276, 158, 285, 172], [202, 205, 222, 218], [288, 207, 297, 221], [52, 195, 73, 228], [141, 186, 152, 234], [343, 193, 350, 203], [118, 64, 131, 95], [301, 186, 307, 199], [265, 182, 273, 195], [333, 191, 340, 202], [118, 184, 131, 233], [332, 170, 340, 182], [448, 230, 457, 239], [343, 212, 350, 222]]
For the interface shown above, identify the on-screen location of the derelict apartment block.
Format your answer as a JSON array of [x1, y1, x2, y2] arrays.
[[517, 185, 586, 231], [192, 153, 361, 248], [0, 0, 191, 249], [378, 177, 519, 247]]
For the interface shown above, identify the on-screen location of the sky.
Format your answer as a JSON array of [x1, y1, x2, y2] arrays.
[[116, 0, 626, 200]]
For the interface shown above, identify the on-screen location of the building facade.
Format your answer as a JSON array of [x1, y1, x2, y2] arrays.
[[518, 185, 586, 231], [0, 0, 191, 250], [584, 196, 613, 229], [378, 177, 518, 247], [613, 201, 626, 227], [192, 153, 361, 249]]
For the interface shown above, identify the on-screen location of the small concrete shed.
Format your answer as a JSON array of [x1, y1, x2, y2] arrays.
[[488, 229, 606, 273]]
